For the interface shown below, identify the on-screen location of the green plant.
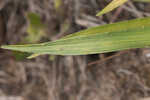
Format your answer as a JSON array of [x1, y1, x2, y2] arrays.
[[1, 0, 150, 58]]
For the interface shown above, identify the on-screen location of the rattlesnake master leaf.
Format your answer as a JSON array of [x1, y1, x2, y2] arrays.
[[1, 17, 150, 56], [96, 0, 128, 16]]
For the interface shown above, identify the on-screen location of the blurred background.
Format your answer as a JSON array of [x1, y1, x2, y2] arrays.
[[0, 0, 150, 100]]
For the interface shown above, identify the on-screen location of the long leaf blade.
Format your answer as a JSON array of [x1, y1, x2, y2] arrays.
[[96, 0, 128, 16], [1, 17, 150, 55]]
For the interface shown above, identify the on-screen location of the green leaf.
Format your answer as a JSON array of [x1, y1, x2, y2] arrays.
[[12, 51, 31, 60], [25, 13, 46, 43], [1, 17, 150, 56], [27, 53, 41, 59], [96, 0, 128, 16], [27, 13, 45, 29]]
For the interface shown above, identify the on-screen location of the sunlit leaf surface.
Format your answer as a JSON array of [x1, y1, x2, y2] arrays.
[[2, 17, 150, 56], [96, 0, 128, 16]]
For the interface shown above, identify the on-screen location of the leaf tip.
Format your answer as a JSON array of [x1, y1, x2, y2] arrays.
[[1, 45, 8, 49], [27, 53, 41, 59]]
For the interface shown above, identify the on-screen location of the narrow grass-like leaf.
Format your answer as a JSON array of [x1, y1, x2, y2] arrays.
[[1, 17, 150, 56], [27, 53, 41, 59], [96, 0, 128, 16]]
